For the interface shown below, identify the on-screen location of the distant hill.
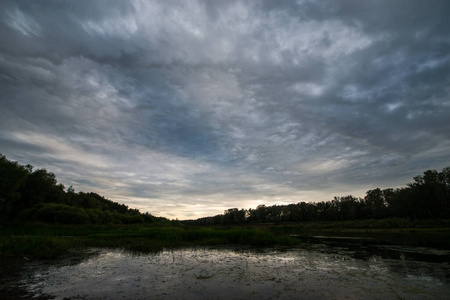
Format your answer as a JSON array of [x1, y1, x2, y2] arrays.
[[0, 154, 168, 225]]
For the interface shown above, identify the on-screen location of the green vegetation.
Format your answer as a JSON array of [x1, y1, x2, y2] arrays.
[[2, 220, 448, 259], [268, 218, 450, 249], [0, 223, 298, 258]]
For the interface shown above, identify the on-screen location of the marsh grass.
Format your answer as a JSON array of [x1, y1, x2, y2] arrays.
[[2, 218, 447, 259], [269, 219, 450, 249], [0, 235, 81, 259], [0, 223, 299, 258]]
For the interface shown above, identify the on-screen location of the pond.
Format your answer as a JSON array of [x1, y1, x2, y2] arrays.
[[3, 242, 450, 299]]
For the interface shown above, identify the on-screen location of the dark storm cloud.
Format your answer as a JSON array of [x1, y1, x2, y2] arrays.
[[1, 0, 449, 219]]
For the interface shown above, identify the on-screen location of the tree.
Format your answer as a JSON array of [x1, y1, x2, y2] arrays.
[[405, 168, 450, 218], [364, 188, 387, 219], [19, 168, 63, 212], [438, 167, 450, 217], [0, 154, 30, 218], [222, 208, 246, 224]]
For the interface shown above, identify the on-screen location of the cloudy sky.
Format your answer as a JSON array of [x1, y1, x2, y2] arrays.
[[1, 0, 449, 220]]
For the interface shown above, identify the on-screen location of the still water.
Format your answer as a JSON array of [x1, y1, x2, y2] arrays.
[[10, 243, 450, 299]]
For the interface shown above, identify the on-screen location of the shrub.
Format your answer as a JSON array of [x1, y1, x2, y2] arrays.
[[33, 203, 90, 224]]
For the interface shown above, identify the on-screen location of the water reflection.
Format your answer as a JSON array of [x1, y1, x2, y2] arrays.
[[15, 244, 450, 299]]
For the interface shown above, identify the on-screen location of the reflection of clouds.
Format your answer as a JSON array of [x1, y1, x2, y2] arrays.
[[22, 246, 450, 299]]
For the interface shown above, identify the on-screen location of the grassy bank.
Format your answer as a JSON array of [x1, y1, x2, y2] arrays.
[[0, 223, 298, 259], [268, 218, 450, 249], [2, 219, 449, 259]]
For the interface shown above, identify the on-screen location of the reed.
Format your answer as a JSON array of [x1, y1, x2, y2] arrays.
[[0, 223, 299, 258]]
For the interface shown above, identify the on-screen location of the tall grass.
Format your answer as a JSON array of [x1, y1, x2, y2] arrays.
[[0, 235, 81, 259], [5, 218, 446, 259], [0, 223, 299, 258], [268, 218, 450, 249]]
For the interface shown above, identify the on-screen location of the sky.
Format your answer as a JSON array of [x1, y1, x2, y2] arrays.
[[1, 0, 449, 220]]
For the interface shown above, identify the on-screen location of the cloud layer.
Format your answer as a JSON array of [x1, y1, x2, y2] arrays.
[[1, 0, 449, 219]]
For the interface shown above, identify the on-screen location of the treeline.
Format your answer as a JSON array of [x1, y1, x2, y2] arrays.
[[0, 154, 166, 225], [184, 167, 450, 226], [2, 153, 449, 227]]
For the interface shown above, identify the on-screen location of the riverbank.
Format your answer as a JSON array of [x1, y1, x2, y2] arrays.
[[0, 223, 297, 259], [1, 219, 449, 259]]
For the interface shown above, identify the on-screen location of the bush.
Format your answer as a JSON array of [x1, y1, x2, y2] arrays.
[[121, 214, 144, 224], [33, 203, 90, 224]]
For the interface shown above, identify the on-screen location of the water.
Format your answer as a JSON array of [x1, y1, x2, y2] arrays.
[[6, 243, 450, 299]]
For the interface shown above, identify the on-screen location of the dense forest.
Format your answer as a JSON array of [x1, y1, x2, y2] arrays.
[[184, 167, 450, 226], [0, 154, 167, 225], [1, 154, 449, 226]]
